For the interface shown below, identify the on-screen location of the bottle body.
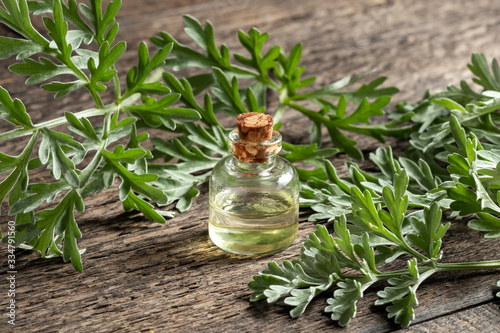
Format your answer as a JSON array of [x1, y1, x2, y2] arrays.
[[208, 154, 299, 255]]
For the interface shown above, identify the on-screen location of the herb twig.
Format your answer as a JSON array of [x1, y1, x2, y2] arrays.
[[249, 53, 500, 328]]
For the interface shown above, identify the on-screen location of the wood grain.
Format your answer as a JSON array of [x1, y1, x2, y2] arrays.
[[1, 0, 500, 332], [402, 303, 500, 333]]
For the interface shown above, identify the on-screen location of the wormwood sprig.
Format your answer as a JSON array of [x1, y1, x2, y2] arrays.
[[0, 0, 202, 271], [249, 53, 500, 328], [393, 53, 500, 160], [152, 15, 409, 160], [249, 171, 500, 327]]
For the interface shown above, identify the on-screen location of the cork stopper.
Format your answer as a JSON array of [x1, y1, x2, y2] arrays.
[[236, 112, 274, 143], [230, 113, 280, 164]]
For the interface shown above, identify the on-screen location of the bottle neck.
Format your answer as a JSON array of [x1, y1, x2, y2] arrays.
[[230, 154, 277, 171], [228, 129, 282, 164]]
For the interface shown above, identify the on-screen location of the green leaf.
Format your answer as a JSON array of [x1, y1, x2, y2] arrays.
[[186, 73, 215, 96], [0, 0, 49, 47], [407, 203, 450, 258], [369, 146, 401, 179], [102, 148, 168, 204], [107, 145, 147, 164], [350, 187, 384, 232], [447, 153, 471, 178], [39, 128, 83, 187], [171, 182, 199, 212], [152, 31, 214, 70], [336, 96, 389, 125], [100, 0, 121, 38], [151, 169, 203, 212], [249, 224, 343, 314], [291, 104, 363, 159], [282, 142, 339, 164], [88, 41, 126, 86], [348, 76, 399, 102], [0, 86, 33, 127], [450, 115, 467, 155], [9, 56, 75, 85], [245, 87, 264, 113], [375, 259, 424, 328], [432, 98, 467, 113], [78, 0, 121, 44], [447, 183, 482, 216], [212, 67, 248, 115], [325, 278, 373, 327], [0, 152, 18, 174], [162, 72, 220, 126], [468, 53, 500, 92], [468, 212, 500, 238], [124, 42, 172, 97], [21, 189, 84, 271], [0, 36, 44, 60], [153, 15, 254, 76], [287, 43, 302, 72], [473, 173, 500, 215], [380, 171, 409, 237], [40, 0, 94, 42], [296, 167, 327, 182], [353, 233, 379, 273], [43, 0, 72, 59], [323, 159, 352, 194], [122, 191, 167, 223], [62, 195, 84, 272], [152, 127, 223, 169], [80, 164, 115, 199], [107, 112, 136, 143], [124, 94, 200, 129], [285, 276, 336, 318], [0, 133, 38, 215], [399, 157, 439, 191], [183, 14, 208, 51], [186, 123, 228, 156], [41, 80, 87, 98], [9, 181, 71, 215], [378, 280, 418, 328], [65, 112, 100, 143], [294, 75, 398, 103], [236, 28, 273, 72], [248, 261, 300, 302], [124, 123, 149, 173], [410, 101, 449, 137]]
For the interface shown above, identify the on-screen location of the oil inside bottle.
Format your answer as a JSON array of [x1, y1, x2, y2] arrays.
[[208, 191, 298, 255]]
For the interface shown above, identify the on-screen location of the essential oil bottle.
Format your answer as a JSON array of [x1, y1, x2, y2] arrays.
[[208, 112, 300, 255]]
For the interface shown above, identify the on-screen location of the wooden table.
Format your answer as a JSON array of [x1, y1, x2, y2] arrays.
[[1, 0, 500, 331]]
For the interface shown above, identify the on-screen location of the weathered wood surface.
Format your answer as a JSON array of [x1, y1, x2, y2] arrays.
[[1, 0, 500, 332]]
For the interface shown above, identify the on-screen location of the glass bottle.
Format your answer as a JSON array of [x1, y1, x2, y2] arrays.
[[208, 112, 300, 255]]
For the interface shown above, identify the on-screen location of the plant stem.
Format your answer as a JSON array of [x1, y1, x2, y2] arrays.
[[437, 260, 500, 271], [87, 85, 105, 109], [401, 243, 430, 262], [349, 259, 500, 281], [0, 93, 142, 143], [375, 268, 429, 280], [0, 108, 104, 142]]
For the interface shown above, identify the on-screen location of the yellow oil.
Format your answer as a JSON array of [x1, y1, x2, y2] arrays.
[[208, 195, 298, 255]]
